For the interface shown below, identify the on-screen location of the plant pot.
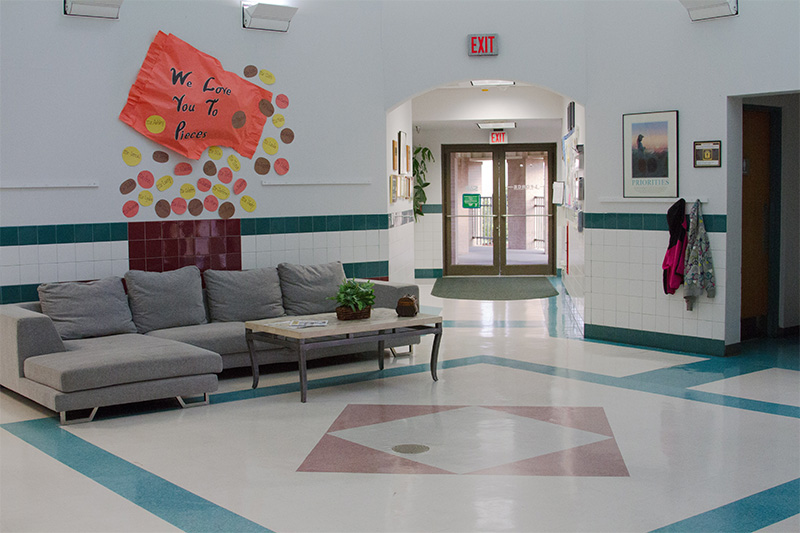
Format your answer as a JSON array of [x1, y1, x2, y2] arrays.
[[336, 305, 371, 321]]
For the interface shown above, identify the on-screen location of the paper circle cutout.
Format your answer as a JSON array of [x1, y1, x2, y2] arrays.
[[180, 183, 196, 200], [212, 183, 230, 200], [197, 177, 212, 192], [138, 190, 154, 206], [153, 150, 170, 163], [219, 201, 235, 219], [204, 195, 219, 212], [233, 178, 247, 195], [208, 146, 223, 160], [174, 162, 193, 176], [275, 158, 290, 176], [280, 128, 295, 144], [276, 94, 289, 109], [262, 137, 279, 155], [227, 155, 241, 172], [243, 65, 258, 78], [259, 70, 275, 85], [122, 146, 142, 167], [203, 161, 217, 176], [254, 157, 270, 175], [155, 199, 171, 218], [188, 198, 204, 216], [137, 170, 154, 188], [240, 195, 257, 212], [119, 179, 136, 195], [122, 200, 139, 218], [171, 197, 187, 215], [272, 114, 285, 128], [156, 175, 174, 191], [145, 115, 166, 134], [231, 111, 247, 129], [218, 167, 233, 184], [259, 99, 274, 117]]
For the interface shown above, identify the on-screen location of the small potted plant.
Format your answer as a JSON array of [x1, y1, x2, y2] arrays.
[[329, 278, 376, 320]]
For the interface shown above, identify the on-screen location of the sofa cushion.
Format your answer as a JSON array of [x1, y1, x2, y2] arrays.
[[277, 261, 345, 315], [37, 277, 137, 340], [23, 334, 222, 393], [204, 268, 284, 322], [125, 266, 207, 334], [147, 322, 280, 355]]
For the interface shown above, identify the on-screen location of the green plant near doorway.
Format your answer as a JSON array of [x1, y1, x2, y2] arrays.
[[413, 145, 434, 221]]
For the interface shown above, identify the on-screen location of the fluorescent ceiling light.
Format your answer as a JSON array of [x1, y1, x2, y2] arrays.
[[678, 0, 738, 21], [477, 121, 516, 130], [243, 2, 298, 32], [63, 0, 123, 19], [470, 80, 515, 87]]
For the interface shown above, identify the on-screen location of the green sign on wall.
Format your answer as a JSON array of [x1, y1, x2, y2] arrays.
[[462, 193, 480, 208]]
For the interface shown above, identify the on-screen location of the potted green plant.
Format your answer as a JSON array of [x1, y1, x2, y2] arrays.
[[413, 145, 434, 221], [329, 278, 376, 320]]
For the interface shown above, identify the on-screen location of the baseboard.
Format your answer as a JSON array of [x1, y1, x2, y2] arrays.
[[584, 324, 727, 357], [778, 325, 799, 338]]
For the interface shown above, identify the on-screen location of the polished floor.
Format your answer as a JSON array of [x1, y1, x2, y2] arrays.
[[1, 279, 798, 532]]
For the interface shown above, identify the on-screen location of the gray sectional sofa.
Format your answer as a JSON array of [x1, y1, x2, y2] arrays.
[[0, 262, 419, 424]]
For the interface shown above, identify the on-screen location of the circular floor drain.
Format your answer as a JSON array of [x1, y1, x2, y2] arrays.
[[392, 444, 430, 454]]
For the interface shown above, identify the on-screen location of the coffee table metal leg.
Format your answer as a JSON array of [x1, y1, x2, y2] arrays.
[[378, 336, 385, 370], [298, 342, 308, 403], [430, 326, 442, 381], [246, 329, 260, 389]]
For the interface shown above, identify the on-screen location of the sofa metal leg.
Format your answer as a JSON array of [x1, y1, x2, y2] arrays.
[[390, 345, 414, 357], [176, 393, 210, 408], [60, 407, 99, 425]]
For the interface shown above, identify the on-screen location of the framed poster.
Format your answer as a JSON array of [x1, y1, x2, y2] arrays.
[[392, 140, 398, 171], [398, 131, 408, 174], [390, 175, 398, 203], [694, 140, 721, 167], [623, 110, 678, 198]]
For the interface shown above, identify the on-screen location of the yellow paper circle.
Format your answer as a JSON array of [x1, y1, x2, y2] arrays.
[[145, 115, 166, 134], [240, 195, 257, 213], [156, 175, 174, 192], [208, 146, 223, 160], [259, 69, 276, 85], [272, 114, 285, 128], [227, 154, 241, 172], [212, 183, 230, 200], [122, 146, 142, 167], [138, 190, 154, 206], [180, 183, 196, 200], [262, 137, 279, 155]]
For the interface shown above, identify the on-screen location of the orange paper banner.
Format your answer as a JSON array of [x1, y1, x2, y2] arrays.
[[120, 32, 272, 160]]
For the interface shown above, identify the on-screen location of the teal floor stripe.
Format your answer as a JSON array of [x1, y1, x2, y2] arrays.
[[0, 418, 272, 533], [650, 478, 799, 533]]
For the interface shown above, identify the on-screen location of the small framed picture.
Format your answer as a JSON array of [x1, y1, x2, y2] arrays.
[[693, 140, 721, 167], [623, 110, 679, 198]]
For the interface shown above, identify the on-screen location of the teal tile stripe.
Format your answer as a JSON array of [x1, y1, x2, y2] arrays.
[[0, 223, 127, 246], [241, 214, 391, 236], [585, 324, 726, 357], [421, 203, 443, 214], [415, 268, 443, 278], [584, 213, 726, 232], [0, 418, 273, 533]]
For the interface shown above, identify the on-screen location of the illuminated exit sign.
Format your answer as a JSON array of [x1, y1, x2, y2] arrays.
[[468, 34, 498, 56], [490, 131, 507, 144]]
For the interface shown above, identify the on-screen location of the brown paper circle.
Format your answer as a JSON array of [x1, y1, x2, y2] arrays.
[[203, 160, 217, 176], [119, 178, 136, 195], [280, 128, 295, 144], [219, 201, 235, 219], [188, 198, 204, 216], [153, 151, 169, 163], [243, 65, 258, 78], [254, 157, 270, 175], [258, 99, 274, 117], [155, 199, 171, 218], [231, 111, 247, 129]]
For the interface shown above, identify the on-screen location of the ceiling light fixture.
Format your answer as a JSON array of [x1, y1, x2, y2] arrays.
[[63, 0, 123, 19], [477, 121, 516, 130], [242, 2, 298, 32], [470, 80, 515, 87], [678, 0, 738, 21]]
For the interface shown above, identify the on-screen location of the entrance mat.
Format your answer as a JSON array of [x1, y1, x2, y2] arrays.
[[431, 276, 558, 301]]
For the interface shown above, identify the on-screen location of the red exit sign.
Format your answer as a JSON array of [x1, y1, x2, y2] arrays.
[[468, 34, 498, 56], [490, 131, 507, 144]]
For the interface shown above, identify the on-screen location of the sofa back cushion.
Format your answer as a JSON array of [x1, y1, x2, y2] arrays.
[[277, 261, 345, 315], [204, 268, 284, 322], [37, 277, 137, 340], [125, 266, 207, 333]]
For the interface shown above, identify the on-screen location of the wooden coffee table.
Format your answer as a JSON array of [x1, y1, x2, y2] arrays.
[[245, 308, 443, 402]]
